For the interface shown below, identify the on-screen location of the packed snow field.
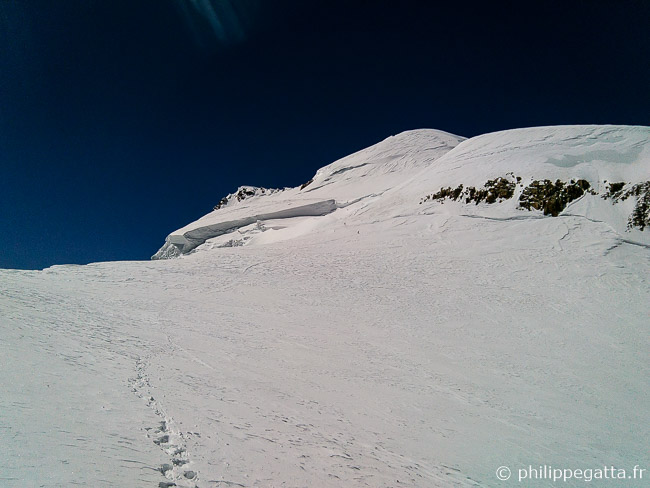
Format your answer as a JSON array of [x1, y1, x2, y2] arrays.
[[2, 126, 649, 487]]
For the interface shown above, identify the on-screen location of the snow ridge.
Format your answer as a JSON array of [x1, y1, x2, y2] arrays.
[[154, 125, 650, 259]]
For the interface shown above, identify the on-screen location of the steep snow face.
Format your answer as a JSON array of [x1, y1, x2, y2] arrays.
[[404, 125, 649, 197], [155, 125, 650, 259], [303, 128, 466, 198], [378, 125, 650, 244], [153, 129, 465, 258]]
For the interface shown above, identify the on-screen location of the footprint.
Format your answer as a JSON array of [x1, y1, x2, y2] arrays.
[[153, 434, 170, 445]]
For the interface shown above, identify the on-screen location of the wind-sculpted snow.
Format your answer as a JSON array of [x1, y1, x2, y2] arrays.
[[154, 129, 466, 258], [153, 199, 337, 259], [2, 125, 649, 487], [155, 125, 650, 259]]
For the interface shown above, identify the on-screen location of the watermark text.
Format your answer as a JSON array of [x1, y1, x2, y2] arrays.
[[495, 465, 646, 482]]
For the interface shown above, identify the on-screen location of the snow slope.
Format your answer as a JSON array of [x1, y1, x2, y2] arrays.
[[2, 125, 649, 488]]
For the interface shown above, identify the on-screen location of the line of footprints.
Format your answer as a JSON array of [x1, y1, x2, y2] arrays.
[[130, 357, 199, 488]]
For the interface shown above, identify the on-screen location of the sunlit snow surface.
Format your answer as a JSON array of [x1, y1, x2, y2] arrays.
[[2, 126, 649, 487]]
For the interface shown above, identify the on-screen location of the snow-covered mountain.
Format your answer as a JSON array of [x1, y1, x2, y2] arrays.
[[154, 125, 649, 259], [2, 125, 649, 488]]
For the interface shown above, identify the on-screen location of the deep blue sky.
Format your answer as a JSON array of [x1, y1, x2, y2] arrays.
[[1, 0, 649, 269]]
